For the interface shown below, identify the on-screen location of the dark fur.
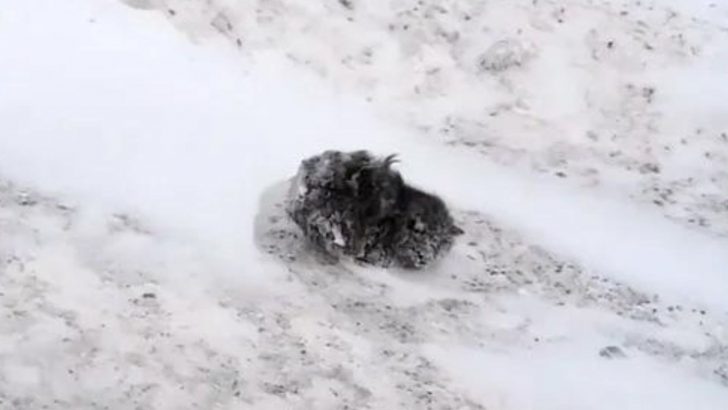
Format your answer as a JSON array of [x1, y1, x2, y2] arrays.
[[286, 150, 463, 269]]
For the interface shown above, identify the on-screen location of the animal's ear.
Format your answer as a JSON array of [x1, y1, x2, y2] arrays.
[[450, 225, 465, 236], [383, 154, 399, 169]]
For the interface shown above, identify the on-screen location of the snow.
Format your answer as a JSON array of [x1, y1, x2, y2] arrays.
[[427, 341, 728, 410], [0, 0, 727, 409]]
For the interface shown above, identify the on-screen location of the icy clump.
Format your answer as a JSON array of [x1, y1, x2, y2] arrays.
[[286, 150, 463, 269]]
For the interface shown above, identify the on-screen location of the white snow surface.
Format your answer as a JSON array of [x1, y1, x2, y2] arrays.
[[0, 0, 727, 409]]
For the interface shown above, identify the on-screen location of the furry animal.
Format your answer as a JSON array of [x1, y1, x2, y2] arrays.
[[286, 150, 463, 269]]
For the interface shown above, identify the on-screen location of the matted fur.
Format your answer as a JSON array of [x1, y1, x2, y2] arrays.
[[286, 150, 463, 269]]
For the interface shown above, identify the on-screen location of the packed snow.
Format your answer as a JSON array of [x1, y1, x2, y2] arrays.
[[0, 0, 726, 409]]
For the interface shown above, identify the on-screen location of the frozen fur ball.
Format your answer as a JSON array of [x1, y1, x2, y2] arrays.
[[286, 150, 463, 269]]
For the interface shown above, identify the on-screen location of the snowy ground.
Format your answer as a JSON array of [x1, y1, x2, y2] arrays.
[[0, 0, 727, 409]]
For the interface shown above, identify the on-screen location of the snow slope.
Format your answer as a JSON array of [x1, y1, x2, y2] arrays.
[[0, 0, 727, 409], [157, 0, 728, 237]]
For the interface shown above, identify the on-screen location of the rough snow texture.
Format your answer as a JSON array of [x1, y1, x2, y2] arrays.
[[286, 150, 462, 269], [159, 0, 728, 238], [0, 175, 725, 409], [0, 0, 727, 409]]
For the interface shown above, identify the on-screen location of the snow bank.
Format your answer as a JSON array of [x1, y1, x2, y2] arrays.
[[1, 0, 727, 310]]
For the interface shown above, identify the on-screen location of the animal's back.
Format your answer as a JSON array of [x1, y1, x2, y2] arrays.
[[286, 150, 462, 269]]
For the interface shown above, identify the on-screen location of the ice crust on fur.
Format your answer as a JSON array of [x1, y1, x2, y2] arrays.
[[286, 150, 462, 269]]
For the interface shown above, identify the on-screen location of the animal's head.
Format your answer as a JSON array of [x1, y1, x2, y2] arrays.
[[393, 187, 463, 268], [348, 153, 404, 218], [404, 189, 462, 234]]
